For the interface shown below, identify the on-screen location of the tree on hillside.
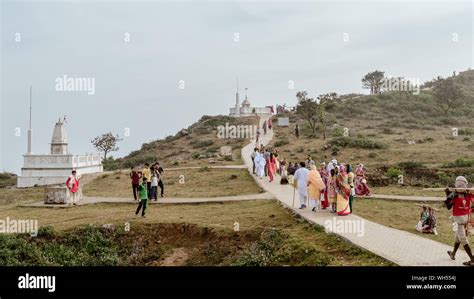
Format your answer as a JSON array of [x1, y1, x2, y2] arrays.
[[296, 91, 319, 135], [317, 97, 327, 140], [432, 77, 465, 115], [317, 93, 338, 140], [362, 70, 385, 94], [91, 132, 122, 160]]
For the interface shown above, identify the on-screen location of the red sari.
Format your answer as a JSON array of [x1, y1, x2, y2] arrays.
[[355, 166, 371, 196], [319, 169, 329, 209]]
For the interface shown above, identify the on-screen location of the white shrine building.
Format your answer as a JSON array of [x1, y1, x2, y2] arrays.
[[17, 116, 103, 188], [229, 79, 272, 117]]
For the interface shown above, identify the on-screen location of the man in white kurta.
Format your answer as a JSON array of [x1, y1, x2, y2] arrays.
[[255, 153, 266, 179], [294, 162, 309, 209]]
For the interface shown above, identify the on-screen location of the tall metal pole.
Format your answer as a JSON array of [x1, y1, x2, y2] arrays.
[[27, 86, 32, 154]]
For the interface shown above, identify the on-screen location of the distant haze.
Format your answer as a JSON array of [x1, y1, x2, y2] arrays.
[[1, 0, 472, 174]]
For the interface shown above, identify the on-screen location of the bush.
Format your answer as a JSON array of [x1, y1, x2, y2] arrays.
[[398, 161, 425, 170], [329, 136, 387, 149], [443, 158, 474, 168], [459, 128, 474, 135], [385, 167, 403, 179], [0, 172, 17, 188], [274, 139, 289, 147], [332, 127, 345, 137], [190, 139, 214, 149], [234, 229, 286, 266]]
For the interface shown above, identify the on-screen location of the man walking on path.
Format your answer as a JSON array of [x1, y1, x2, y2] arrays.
[[66, 170, 81, 206], [155, 162, 165, 197], [135, 177, 149, 217], [251, 148, 258, 174], [446, 176, 474, 266], [129, 167, 142, 201], [294, 162, 309, 209]]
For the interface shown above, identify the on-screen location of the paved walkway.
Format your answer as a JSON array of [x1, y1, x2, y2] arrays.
[[22, 192, 274, 208], [242, 115, 463, 266]]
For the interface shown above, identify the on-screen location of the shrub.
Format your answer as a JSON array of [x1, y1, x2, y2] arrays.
[[190, 139, 214, 149], [274, 139, 289, 147], [234, 229, 285, 266], [332, 127, 344, 137], [398, 161, 425, 170], [443, 158, 474, 168], [459, 128, 474, 135], [0, 172, 17, 188], [329, 136, 387, 149], [385, 167, 403, 179], [380, 127, 395, 134]]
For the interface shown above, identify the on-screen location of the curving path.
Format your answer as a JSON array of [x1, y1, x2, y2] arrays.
[[241, 114, 464, 266], [22, 192, 274, 208]]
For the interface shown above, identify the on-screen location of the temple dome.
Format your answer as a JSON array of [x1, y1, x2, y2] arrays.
[[242, 97, 251, 107]]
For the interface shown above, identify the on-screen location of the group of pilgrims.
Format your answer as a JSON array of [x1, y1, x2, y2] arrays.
[[251, 145, 372, 215]]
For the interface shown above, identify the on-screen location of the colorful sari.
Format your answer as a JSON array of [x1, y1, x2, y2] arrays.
[[319, 167, 329, 209], [336, 171, 351, 216], [307, 166, 325, 200], [355, 164, 371, 196]]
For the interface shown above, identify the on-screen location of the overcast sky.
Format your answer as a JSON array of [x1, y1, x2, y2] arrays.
[[1, 0, 472, 174]]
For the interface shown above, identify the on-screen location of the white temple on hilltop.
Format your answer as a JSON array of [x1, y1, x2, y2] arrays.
[[229, 78, 272, 117], [17, 89, 103, 187]]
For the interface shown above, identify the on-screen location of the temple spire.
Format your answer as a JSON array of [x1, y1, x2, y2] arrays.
[[235, 76, 240, 115]]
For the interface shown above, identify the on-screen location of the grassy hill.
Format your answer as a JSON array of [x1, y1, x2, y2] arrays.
[[269, 69, 474, 188], [109, 115, 258, 170]]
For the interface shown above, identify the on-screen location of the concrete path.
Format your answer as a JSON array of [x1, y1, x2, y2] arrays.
[[21, 192, 274, 208], [242, 115, 463, 266]]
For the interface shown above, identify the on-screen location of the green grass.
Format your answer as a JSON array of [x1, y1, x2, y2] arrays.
[[0, 200, 393, 266], [354, 197, 456, 246]]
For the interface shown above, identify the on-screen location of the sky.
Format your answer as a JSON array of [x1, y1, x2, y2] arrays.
[[1, 0, 472, 174]]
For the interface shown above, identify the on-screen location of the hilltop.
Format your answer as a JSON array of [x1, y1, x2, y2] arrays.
[[268, 69, 474, 187], [111, 115, 259, 169]]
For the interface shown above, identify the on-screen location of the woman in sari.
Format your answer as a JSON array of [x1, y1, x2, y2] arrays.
[[307, 165, 326, 212], [319, 162, 329, 210], [336, 166, 351, 216], [355, 164, 371, 196], [328, 168, 337, 213], [268, 153, 276, 182]]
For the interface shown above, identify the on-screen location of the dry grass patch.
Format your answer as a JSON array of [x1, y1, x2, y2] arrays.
[[83, 168, 263, 198]]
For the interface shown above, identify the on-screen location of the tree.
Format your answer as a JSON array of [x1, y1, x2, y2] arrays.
[[316, 93, 338, 140], [295, 91, 318, 135], [432, 77, 465, 115], [361, 70, 385, 94], [91, 132, 121, 160]]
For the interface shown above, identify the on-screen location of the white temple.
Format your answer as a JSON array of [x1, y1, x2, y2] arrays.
[[229, 78, 272, 117], [17, 89, 103, 187]]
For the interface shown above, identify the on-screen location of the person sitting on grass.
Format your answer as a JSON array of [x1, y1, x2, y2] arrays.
[[135, 177, 148, 217]]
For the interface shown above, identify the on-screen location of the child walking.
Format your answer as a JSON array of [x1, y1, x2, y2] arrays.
[[135, 177, 148, 217]]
